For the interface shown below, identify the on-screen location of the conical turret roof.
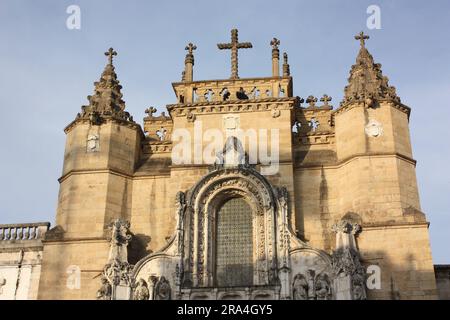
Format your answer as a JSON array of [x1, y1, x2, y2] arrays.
[[341, 32, 400, 107], [76, 48, 134, 124]]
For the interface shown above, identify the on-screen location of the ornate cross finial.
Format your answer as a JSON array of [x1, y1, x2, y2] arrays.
[[104, 47, 117, 65], [306, 95, 317, 108], [185, 43, 197, 55], [270, 37, 280, 50], [320, 94, 332, 107], [217, 29, 253, 79], [145, 106, 157, 117], [355, 31, 369, 47]]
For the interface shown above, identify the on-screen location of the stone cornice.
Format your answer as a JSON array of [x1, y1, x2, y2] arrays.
[[58, 168, 133, 183], [167, 96, 298, 109], [64, 116, 145, 137], [59, 167, 172, 182], [361, 221, 430, 230], [294, 152, 416, 170], [42, 236, 109, 244], [167, 97, 299, 120], [333, 100, 411, 119]]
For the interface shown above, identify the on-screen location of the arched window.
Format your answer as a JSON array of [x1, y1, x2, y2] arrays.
[[215, 197, 253, 287]]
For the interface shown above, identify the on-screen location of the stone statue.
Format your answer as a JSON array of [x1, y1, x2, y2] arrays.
[[352, 273, 367, 300], [96, 277, 112, 300], [154, 276, 171, 300], [292, 274, 308, 300], [133, 279, 150, 300], [108, 219, 132, 264], [315, 273, 331, 300]]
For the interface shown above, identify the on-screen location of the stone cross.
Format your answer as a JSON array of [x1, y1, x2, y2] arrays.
[[217, 29, 253, 79], [145, 107, 157, 117], [306, 95, 317, 108], [185, 43, 197, 55], [320, 94, 332, 107], [104, 48, 117, 65], [270, 38, 280, 50], [355, 31, 369, 47]]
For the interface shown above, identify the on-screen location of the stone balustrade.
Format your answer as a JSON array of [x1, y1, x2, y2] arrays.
[[0, 222, 50, 241]]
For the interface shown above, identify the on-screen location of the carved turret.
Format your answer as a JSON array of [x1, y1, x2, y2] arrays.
[[183, 43, 196, 82], [75, 48, 134, 124], [270, 38, 280, 77], [282, 52, 290, 77], [341, 32, 400, 108]]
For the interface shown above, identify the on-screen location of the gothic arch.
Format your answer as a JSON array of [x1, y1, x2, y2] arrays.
[[182, 166, 279, 288]]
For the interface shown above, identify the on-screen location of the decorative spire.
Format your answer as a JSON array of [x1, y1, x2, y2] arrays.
[[76, 48, 133, 124], [217, 29, 253, 79], [183, 42, 196, 82], [342, 32, 400, 107], [282, 52, 290, 76], [270, 38, 280, 77]]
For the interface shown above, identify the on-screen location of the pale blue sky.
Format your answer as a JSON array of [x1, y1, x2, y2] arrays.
[[0, 0, 449, 263]]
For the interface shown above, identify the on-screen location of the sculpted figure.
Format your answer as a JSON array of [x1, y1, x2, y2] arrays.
[[96, 277, 112, 300], [292, 274, 308, 300], [133, 279, 150, 300], [154, 276, 171, 300], [352, 274, 367, 300], [315, 273, 331, 300]]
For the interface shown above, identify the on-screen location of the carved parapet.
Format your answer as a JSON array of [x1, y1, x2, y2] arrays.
[[144, 109, 173, 142], [294, 100, 335, 146], [172, 76, 293, 104]]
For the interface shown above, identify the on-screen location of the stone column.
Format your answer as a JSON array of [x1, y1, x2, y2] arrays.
[[184, 53, 194, 82], [272, 47, 279, 77]]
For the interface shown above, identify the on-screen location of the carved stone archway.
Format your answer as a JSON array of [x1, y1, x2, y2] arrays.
[[182, 166, 279, 288]]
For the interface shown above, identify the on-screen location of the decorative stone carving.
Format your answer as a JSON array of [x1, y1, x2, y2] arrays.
[[341, 32, 400, 107], [86, 134, 99, 152], [315, 273, 332, 300], [332, 219, 367, 300], [320, 94, 332, 109], [217, 29, 253, 79], [292, 274, 308, 300], [154, 276, 171, 300], [108, 219, 132, 263], [292, 270, 332, 300], [271, 107, 281, 118], [133, 279, 150, 300], [96, 276, 112, 300], [98, 219, 134, 300], [175, 191, 186, 255], [365, 119, 383, 137], [186, 110, 196, 122], [352, 273, 367, 300], [282, 52, 290, 77], [75, 48, 134, 124]]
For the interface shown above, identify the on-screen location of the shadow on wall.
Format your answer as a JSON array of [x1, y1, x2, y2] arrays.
[[128, 233, 152, 265], [360, 249, 438, 300]]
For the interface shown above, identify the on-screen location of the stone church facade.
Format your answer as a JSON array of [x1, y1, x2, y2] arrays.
[[0, 30, 441, 300]]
